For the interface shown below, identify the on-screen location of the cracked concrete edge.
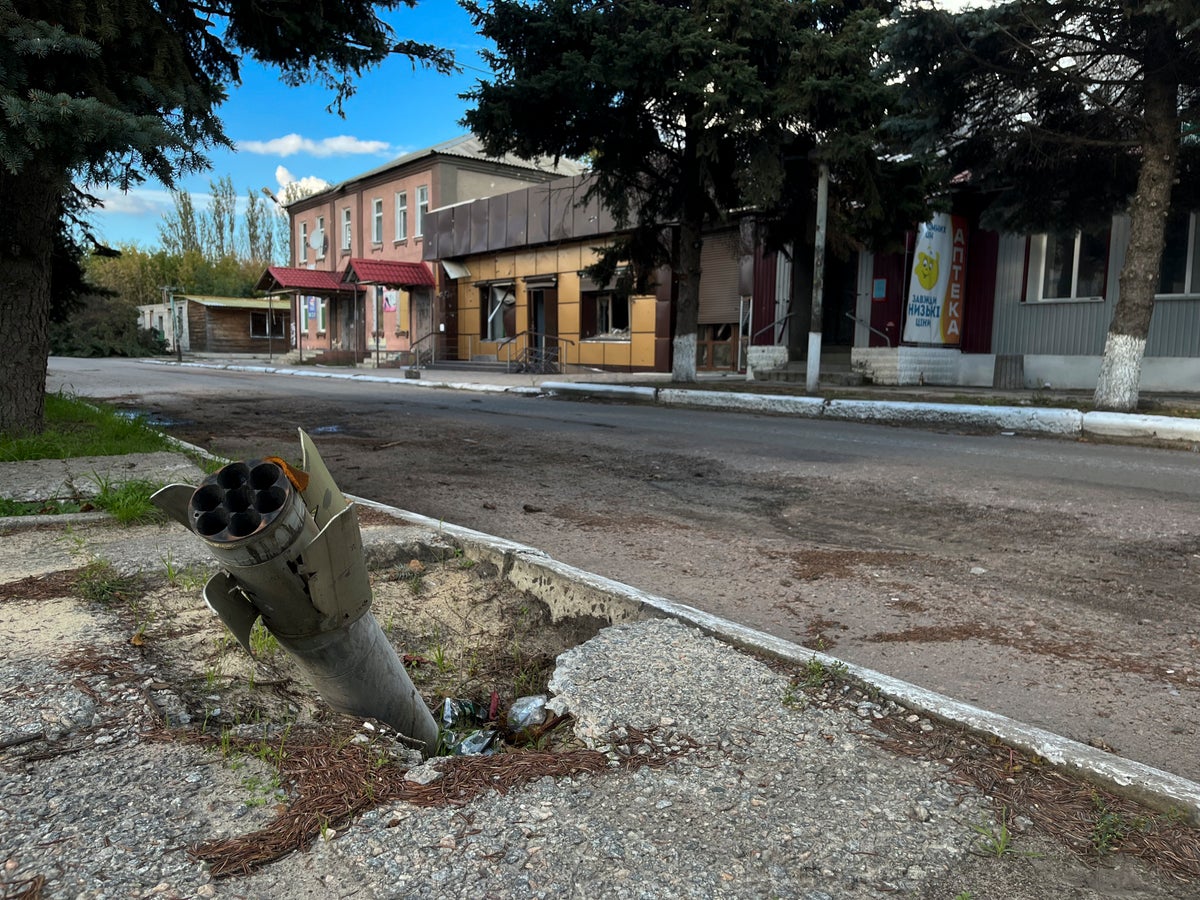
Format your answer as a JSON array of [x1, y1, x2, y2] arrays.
[[353, 494, 1200, 827]]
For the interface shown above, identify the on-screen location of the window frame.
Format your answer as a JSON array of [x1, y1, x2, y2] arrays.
[[315, 216, 326, 259], [341, 207, 352, 252], [482, 284, 515, 342], [317, 298, 327, 334], [371, 198, 383, 244], [299, 222, 308, 263], [1024, 225, 1110, 303], [579, 290, 632, 340], [250, 310, 288, 339], [395, 191, 408, 242], [1157, 210, 1200, 298], [416, 185, 429, 238]]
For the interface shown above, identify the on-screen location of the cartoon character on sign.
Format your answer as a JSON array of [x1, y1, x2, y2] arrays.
[[915, 250, 940, 291]]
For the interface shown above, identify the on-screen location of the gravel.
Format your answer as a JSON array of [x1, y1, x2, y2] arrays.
[[2, 611, 1001, 898]]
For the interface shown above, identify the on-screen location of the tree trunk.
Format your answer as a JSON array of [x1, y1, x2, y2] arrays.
[[1093, 24, 1178, 412], [671, 131, 703, 383], [672, 214, 702, 382], [0, 164, 61, 435]]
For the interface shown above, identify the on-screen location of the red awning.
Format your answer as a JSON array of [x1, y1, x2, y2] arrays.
[[255, 267, 361, 293], [342, 258, 436, 288]]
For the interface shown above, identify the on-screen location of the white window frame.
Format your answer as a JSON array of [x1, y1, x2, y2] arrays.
[[315, 216, 326, 259], [318, 299, 327, 333], [300, 297, 309, 332], [341, 207, 352, 251], [416, 185, 429, 238], [1157, 210, 1200, 298], [395, 191, 408, 242], [372, 198, 383, 244], [299, 222, 308, 263], [1025, 227, 1109, 302]]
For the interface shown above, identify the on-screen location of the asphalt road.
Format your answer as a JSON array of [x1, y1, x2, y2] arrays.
[[45, 357, 1200, 783]]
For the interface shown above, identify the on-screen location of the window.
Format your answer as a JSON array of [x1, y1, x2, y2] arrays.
[[250, 311, 287, 339], [300, 298, 308, 332], [341, 208, 352, 251], [299, 222, 308, 263], [372, 198, 383, 244], [315, 216, 326, 258], [482, 285, 515, 341], [580, 290, 631, 339], [1025, 227, 1109, 301], [395, 191, 408, 241], [416, 185, 429, 238], [1158, 210, 1200, 296], [318, 299, 327, 333]]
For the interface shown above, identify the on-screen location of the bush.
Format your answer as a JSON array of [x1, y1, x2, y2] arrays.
[[50, 294, 168, 358]]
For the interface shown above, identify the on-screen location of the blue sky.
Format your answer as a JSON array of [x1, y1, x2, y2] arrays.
[[89, 1, 487, 250]]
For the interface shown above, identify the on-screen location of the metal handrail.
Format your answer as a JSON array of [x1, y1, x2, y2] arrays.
[[751, 311, 800, 344], [498, 330, 577, 373], [844, 311, 892, 348], [405, 330, 440, 368]]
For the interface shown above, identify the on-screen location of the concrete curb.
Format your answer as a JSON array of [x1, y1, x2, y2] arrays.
[[143, 358, 1200, 443], [354, 496, 1200, 827], [542, 381, 1200, 443]]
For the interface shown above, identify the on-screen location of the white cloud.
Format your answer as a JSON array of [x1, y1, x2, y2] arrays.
[[239, 133, 391, 158], [88, 186, 175, 216], [275, 166, 331, 202]]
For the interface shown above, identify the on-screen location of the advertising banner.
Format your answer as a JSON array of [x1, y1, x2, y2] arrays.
[[903, 214, 968, 345]]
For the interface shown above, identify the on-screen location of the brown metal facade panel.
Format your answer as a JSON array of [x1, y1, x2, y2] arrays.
[[549, 181, 574, 241], [528, 183, 551, 245], [572, 189, 601, 237], [470, 199, 491, 254], [506, 190, 529, 246], [437, 208, 456, 261], [452, 205, 472, 258], [488, 194, 509, 249]]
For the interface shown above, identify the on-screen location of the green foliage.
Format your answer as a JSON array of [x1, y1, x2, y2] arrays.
[[0, 0, 455, 434], [49, 293, 167, 358], [0, 392, 170, 458], [74, 558, 141, 605], [93, 476, 162, 524], [883, 2, 1200, 234]]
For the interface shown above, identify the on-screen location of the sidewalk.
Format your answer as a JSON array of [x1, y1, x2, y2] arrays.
[[147, 355, 1200, 445]]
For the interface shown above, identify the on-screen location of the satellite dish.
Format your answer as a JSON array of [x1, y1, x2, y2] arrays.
[[309, 230, 325, 251]]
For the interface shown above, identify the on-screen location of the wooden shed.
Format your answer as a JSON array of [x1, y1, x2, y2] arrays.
[[182, 295, 292, 354]]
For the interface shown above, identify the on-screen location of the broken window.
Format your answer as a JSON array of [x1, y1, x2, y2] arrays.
[[482, 284, 516, 341], [251, 311, 288, 339], [580, 290, 630, 339]]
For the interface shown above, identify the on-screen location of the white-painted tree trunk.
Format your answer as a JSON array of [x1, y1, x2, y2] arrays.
[[1093, 333, 1146, 412], [672, 332, 697, 382]]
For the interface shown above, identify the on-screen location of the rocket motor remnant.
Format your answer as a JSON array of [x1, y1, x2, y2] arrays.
[[152, 429, 439, 755]]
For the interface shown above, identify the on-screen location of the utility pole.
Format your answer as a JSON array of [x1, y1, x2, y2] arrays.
[[806, 162, 829, 394]]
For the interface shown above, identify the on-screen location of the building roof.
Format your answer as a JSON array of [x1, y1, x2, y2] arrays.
[[291, 134, 586, 204], [254, 267, 362, 294], [341, 259, 435, 288], [176, 295, 290, 311]]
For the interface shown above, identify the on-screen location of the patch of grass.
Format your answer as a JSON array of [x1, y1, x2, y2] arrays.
[[74, 558, 142, 606], [970, 809, 1042, 859], [0, 497, 87, 517], [799, 656, 847, 690], [1090, 793, 1146, 855], [0, 391, 170, 460], [249, 620, 279, 660], [94, 475, 163, 524]]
